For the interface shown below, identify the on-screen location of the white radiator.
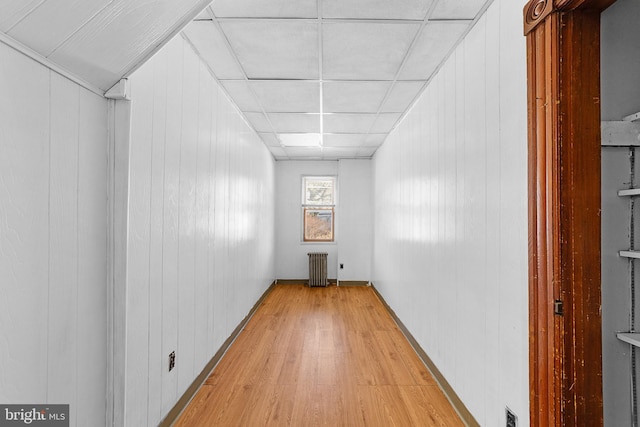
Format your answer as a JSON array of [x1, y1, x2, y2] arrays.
[[307, 252, 328, 287]]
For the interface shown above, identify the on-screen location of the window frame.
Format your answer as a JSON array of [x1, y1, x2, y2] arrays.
[[301, 176, 337, 243]]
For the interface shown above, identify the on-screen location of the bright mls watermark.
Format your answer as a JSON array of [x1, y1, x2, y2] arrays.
[[0, 405, 68, 426]]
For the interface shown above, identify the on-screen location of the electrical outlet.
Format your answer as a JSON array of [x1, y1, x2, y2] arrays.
[[169, 351, 176, 372], [506, 408, 517, 427], [340, 263, 344, 269]]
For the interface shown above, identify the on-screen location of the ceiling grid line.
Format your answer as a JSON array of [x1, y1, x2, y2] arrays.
[[361, 0, 443, 142], [203, 4, 285, 156], [318, 0, 324, 157], [183, 0, 493, 160]]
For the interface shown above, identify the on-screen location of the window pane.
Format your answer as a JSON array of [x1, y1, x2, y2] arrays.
[[304, 208, 334, 241], [304, 178, 334, 205]]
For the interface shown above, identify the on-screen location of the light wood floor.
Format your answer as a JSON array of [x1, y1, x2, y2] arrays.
[[175, 284, 464, 426]]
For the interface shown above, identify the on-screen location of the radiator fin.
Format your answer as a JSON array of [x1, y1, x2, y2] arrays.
[[308, 252, 328, 287]]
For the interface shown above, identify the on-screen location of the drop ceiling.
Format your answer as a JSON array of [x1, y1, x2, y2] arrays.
[[183, 0, 492, 160]]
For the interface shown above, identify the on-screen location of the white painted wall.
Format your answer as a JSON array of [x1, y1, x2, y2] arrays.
[[0, 42, 108, 427], [601, 147, 634, 427], [122, 35, 275, 426], [337, 159, 372, 282], [601, 0, 640, 121], [371, 0, 529, 425], [275, 161, 339, 279]]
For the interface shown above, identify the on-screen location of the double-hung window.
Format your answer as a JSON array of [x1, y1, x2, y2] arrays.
[[302, 176, 335, 242]]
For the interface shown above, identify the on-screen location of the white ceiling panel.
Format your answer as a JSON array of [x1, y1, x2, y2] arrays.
[[269, 146, 289, 159], [268, 113, 321, 133], [324, 114, 376, 134], [219, 21, 318, 79], [323, 81, 391, 113], [323, 134, 366, 147], [430, 0, 488, 20], [357, 146, 378, 157], [398, 22, 468, 80], [220, 81, 263, 111], [259, 133, 282, 147], [7, 0, 111, 57], [48, 0, 211, 90], [244, 112, 273, 132], [212, 0, 318, 18], [251, 81, 320, 113], [285, 147, 324, 158], [182, 21, 245, 80], [322, 147, 359, 158], [195, 9, 211, 20], [363, 134, 387, 146], [322, 0, 433, 20], [280, 133, 322, 147], [323, 22, 421, 80], [0, 0, 42, 32], [381, 81, 425, 112], [371, 113, 402, 133]]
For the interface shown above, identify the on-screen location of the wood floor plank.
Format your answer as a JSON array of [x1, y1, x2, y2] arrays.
[[174, 284, 464, 426]]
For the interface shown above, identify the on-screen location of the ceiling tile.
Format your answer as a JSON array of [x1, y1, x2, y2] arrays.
[[430, 0, 487, 20], [357, 146, 378, 157], [398, 22, 468, 80], [183, 21, 245, 79], [371, 113, 402, 133], [323, 22, 421, 80], [251, 81, 320, 113], [363, 134, 387, 146], [195, 9, 211, 20], [322, 147, 359, 158], [381, 81, 425, 112], [244, 112, 273, 132], [323, 134, 366, 147], [268, 113, 321, 133], [285, 147, 324, 158], [220, 81, 262, 111], [280, 133, 322, 147], [323, 81, 390, 113], [323, 114, 376, 134], [220, 21, 318, 79], [259, 133, 281, 147], [212, 0, 318, 18], [322, 0, 433, 20], [269, 146, 289, 159]]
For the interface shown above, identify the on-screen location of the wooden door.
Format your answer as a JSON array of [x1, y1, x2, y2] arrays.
[[524, 0, 616, 425]]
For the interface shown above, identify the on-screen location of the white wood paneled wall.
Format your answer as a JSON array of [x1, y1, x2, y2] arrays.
[[123, 35, 276, 426], [0, 42, 108, 426], [337, 159, 372, 282], [372, 0, 528, 425]]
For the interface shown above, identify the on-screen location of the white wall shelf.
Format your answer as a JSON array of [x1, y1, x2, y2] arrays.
[[617, 333, 640, 347], [620, 250, 640, 259], [623, 111, 640, 122], [602, 121, 640, 146], [618, 188, 640, 197]]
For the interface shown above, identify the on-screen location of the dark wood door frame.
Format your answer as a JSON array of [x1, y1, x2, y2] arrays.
[[524, 0, 616, 425]]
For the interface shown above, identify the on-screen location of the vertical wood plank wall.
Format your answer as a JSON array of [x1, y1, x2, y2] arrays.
[[0, 43, 108, 426], [123, 35, 276, 426], [372, 0, 529, 425]]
